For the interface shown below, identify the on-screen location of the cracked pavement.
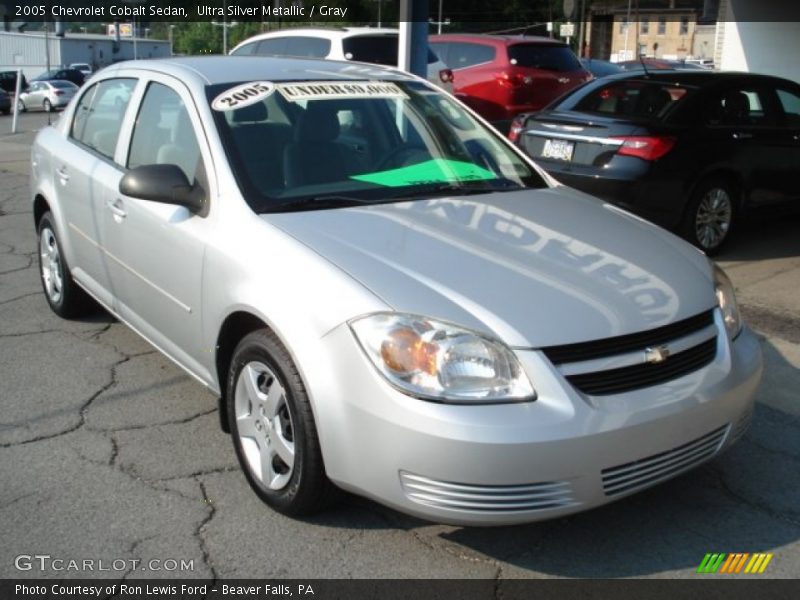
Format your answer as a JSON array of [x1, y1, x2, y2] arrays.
[[1, 115, 799, 580]]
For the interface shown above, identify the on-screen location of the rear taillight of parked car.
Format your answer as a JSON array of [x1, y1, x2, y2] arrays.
[[611, 136, 676, 161], [508, 115, 527, 143], [53, 91, 65, 96], [439, 69, 454, 84]]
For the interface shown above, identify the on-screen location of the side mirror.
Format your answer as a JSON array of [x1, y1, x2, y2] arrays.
[[119, 164, 204, 212]]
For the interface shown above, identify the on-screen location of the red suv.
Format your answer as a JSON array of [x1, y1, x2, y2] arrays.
[[430, 34, 591, 129]]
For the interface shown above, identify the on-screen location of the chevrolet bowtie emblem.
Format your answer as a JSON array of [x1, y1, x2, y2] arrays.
[[644, 345, 671, 364]]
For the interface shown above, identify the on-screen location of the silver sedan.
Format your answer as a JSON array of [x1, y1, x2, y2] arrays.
[[30, 57, 762, 525], [18, 80, 78, 112]]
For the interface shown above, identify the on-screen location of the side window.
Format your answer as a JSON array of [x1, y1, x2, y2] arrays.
[[230, 42, 255, 56], [127, 82, 202, 185], [776, 87, 800, 125], [448, 43, 496, 69], [255, 38, 287, 56], [284, 36, 331, 58], [704, 87, 772, 127], [70, 78, 137, 160]]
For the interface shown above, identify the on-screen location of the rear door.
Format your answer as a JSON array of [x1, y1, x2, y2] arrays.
[[505, 43, 589, 110], [699, 83, 783, 208], [51, 77, 138, 306], [767, 84, 800, 204]]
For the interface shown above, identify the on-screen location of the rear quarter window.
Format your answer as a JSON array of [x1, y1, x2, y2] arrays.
[[507, 44, 582, 72]]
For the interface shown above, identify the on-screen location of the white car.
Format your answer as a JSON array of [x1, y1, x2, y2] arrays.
[[230, 27, 454, 92], [69, 63, 93, 77]]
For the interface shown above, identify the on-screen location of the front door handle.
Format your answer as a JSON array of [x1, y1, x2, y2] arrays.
[[106, 198, 127, 219], [56, 166, 69, 183], [732, 132, 753, 140]]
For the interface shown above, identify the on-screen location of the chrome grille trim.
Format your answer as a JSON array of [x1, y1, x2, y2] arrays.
[[400, 472, 577, 513], [602, 425, 729, 497]]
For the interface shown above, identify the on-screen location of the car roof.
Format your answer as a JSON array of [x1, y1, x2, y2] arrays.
[[430, 33, 566, 46], [582, 70, 794, 87], [102, 55, 416, 86], [230, 27, 402, 49]]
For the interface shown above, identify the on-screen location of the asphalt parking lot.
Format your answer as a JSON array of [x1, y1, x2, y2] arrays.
[[1, 111, 799, 580]]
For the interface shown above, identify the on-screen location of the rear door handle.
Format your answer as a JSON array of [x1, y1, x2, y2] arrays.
[[732, 132, 753, 140], [106, 198, 127, 219]]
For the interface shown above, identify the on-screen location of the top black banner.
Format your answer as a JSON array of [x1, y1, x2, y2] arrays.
[[3, 0, 800, 24]]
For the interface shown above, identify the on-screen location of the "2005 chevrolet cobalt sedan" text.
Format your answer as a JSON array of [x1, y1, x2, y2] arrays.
[[31, 57, 762, 525]]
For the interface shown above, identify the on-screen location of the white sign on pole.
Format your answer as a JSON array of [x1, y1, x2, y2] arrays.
[[560, 23, 575, 38]]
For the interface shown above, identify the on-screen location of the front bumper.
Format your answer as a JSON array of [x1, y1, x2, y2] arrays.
[[313, 314, 762, 526]]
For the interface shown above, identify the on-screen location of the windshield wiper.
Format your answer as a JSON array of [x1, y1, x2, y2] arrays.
[[267, 195, 376, 213], [389, 181, 522, 200]]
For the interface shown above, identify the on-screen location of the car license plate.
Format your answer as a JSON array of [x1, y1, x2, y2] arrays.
[[542, 138, 575, 161]]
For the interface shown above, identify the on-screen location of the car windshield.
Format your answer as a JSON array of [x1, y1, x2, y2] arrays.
[[208, 79, 545, 212], [342, 36, 438, 66], [507, 44, 582, 72]]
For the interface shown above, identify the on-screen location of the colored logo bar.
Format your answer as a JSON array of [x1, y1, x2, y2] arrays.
[[697, 553, 773, 574]]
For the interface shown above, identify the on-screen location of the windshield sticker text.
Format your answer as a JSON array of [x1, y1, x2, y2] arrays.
[[277, 81, 407, 102], [212, 82, 275, 112]]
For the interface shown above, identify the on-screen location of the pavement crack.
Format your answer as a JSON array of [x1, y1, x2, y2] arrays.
[[0, 292, 41, 306], [88, 407, 218, 434], [0, 354, 129, 448], [196, 479, 219, 582]]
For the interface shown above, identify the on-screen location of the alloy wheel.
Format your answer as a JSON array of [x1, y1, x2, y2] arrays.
[[234, 361, 295, 490], [695, 187, 733, 250], [39, 226, 64, 304]]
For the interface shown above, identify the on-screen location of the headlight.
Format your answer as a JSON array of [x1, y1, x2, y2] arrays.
[[349, 313, 535, 404], [713, 264, 742, 339]]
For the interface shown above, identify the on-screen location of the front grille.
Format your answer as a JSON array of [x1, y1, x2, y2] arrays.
[[541, 310, 715, 365], [602, 425, 729, 497], [565, 337, 717, 396], [400, 472, 577, 513]]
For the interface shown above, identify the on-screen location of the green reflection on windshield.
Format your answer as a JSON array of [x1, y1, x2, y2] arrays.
[[350, 159, 497, 188]]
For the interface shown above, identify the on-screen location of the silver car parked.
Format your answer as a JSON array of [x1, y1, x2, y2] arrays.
[[30, 57, 762, 525], [18, 80, 78, 112]]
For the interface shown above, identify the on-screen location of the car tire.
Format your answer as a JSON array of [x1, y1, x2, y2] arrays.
[[43, 99, 53, 112], [17, 99, 26, 112], [37, 212, 93, 318], [681, 177, 738, 256], [226, 328, 335, 516], [1, 108, 9, 116]]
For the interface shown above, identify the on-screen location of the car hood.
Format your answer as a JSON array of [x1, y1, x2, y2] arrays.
[[264, 186, 715, 348]]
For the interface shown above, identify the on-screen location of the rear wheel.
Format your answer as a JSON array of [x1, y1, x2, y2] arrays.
[[226, 329, 334, 516], [37, 212, 93, 318], [43, 98, 53, 112], [681, 177, 738, 255]]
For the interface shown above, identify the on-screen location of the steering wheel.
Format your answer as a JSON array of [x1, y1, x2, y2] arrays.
[[374, 145, 429, 171]]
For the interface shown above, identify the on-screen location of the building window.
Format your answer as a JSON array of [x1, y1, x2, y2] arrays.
[[620, 17, 628, 34], [641, 20, 649, 34], [658, 17, 667, 35], [679, 17, 689, 35]]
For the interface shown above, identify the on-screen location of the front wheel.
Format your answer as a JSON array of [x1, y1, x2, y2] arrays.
[[17, 99, 26, 113], [681, 178, 738, 255], [226, 329, 334, 516], [37, 212, 93, 317]]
